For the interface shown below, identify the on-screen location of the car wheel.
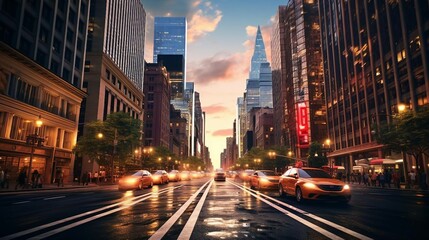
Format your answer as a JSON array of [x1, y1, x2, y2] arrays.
[[295, 187, 303, 203], [278, 184, 285, 197]]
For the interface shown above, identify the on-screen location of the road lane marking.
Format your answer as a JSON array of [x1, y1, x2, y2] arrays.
[[229, 180, 373, 240], [149, 180, 211, 240], [178, 180, 213, 240], [229, 181, 344, 240], [1, 187, 180, 240], [43, 196, 66, 200], [12, 201, 30, 205]]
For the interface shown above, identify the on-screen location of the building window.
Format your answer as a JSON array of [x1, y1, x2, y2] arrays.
[[10, 115, 33, 141], [106, 69, 110, 80]]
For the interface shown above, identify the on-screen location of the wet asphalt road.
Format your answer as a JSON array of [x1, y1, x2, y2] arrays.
[[0, 177, 428, 240]]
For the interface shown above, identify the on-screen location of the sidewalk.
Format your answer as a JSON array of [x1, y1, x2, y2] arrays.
[[348, 181, 429, 192], [0, 182, 115, 193]]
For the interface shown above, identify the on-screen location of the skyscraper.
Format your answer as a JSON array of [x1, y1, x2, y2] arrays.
[[0, 0, 90, 184], [81, 0, 146, 174], [271, 6, 290, 146], [259, 62, 273, 108], [270, 0, 325, 160], [245, 25, 272, 113], [153, 17, 187, 62], [249, 26, 268, 79], [319, 0, 429, 175]]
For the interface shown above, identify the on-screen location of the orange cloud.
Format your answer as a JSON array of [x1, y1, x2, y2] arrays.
[[188, 9, 222, 42], [188, 55, 239, 84], [212, 129, 233, 137], [203, 104, 230, 114]]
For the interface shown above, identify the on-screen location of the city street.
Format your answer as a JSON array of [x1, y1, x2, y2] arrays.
[[0, 177, 428, 240]]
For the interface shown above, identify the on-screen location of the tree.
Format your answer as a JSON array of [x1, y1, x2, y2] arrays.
[[307, 142, 328, 168], [374, 107, 429, 174], [74, 112, 142, 174]]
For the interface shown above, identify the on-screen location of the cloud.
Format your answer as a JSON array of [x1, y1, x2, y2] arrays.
[[203, 104, 231, 114], [187, 54, 241, 84], [188, 9, 222, 43], [212, 129, 233, 137]]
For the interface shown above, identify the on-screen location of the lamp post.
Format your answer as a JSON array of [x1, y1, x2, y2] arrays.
[[96, 129, 117, 183], [370, 104, 408, 186], [142, 147, 153, 168], [253, 158, 261, 169], [26, 117, 44, 185], [268, 150, 307, 167]]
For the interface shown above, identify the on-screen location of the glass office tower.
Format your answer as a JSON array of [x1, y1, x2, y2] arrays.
[[153, 17, 187, 64]]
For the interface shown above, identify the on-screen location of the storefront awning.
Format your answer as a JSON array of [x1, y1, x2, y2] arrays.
[[369, 159, 401, 165]]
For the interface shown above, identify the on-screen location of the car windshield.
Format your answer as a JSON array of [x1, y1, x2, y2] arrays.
[[260, 171, 276, 176], [298, 169, 331, 178], [125, 171, 142, 177], [151, 170, 162, 175]]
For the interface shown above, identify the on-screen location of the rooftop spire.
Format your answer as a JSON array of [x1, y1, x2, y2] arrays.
[[249, 25, 267, 79]]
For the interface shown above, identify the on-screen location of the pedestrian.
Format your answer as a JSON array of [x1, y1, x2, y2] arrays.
[[408, 171, 416, 189], [392, 171, 400, 189], [384, 170, 391, 188], [31, 170, 39, 188], [379, 172, 385, 188], [86, 171, 91, 185], [81, 172, 87, 186], [363, 172, 369, 186], [57, 170, 64, 187], [15, 169, 26, 190], [0, 167, 4, 188], [3, 169, 10, 189]]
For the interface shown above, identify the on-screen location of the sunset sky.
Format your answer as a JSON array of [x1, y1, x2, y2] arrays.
[[140, 0, 284, 168]]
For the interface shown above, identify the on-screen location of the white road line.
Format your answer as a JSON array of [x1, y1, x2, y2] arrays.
[[12, 201, 30, 205], [177, 180, 213, 240], [27, 189, 177, 240], [0, 187, 179, 240], [229, 181, 344, 240], [149, 180, 211, 240], [255, 190, 373, 240], [43, 196, 65, 200], [229, 181, 373, 240]]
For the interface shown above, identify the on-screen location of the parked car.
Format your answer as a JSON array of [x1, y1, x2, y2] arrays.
[[168, 170, 181, 182], [250, 170, 280, 190], [180, 171, 191, 180], [151, 170, 169, 184], [118, 170, 153, 191], [240, 169, 255, 182], [214, 171, 226, 181], [278, 167, 351, 203]]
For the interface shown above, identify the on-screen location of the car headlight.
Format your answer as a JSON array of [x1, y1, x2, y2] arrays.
[[260, 178, 270, 183], [303, 182, 317, 189], [125, 178, 138, 185], [343, 184, 350, 190]]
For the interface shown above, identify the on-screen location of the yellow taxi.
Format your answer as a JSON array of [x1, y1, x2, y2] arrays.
[[278, 167, 351, 203], [250, 170, 280, 190], [118, 170, 153, 191]]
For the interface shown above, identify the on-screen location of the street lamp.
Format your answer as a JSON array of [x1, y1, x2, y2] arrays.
[[268, 150, 307, 166], [96, 129, 117, 183], [26, 116, 44, 185], [253, 158, 261, 169], [142, 147, 153, 168]]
